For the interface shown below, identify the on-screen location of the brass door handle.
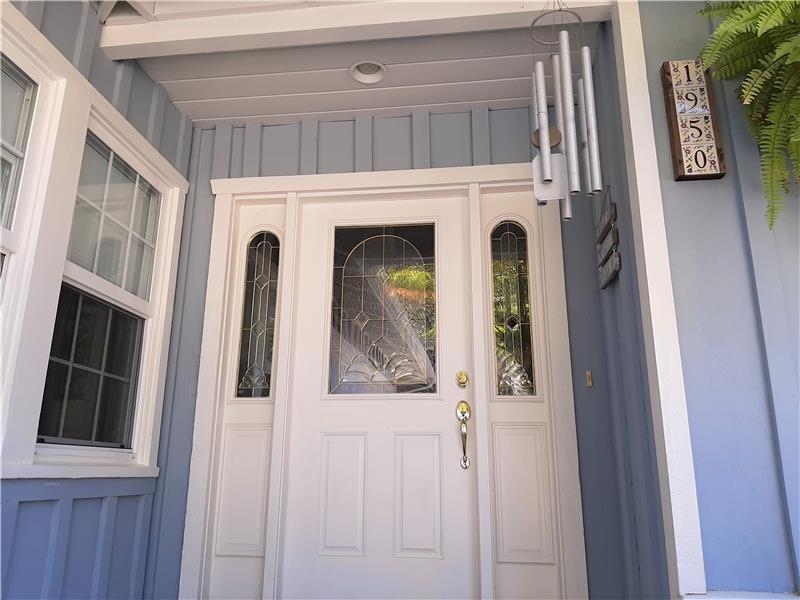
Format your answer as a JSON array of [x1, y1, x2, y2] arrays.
[[456, 401, 471, 469]]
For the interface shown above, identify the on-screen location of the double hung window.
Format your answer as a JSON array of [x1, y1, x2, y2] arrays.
[[37, 132, 161, 448]]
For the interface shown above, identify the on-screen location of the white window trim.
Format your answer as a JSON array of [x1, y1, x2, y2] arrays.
[[0, 4, 188, 479]]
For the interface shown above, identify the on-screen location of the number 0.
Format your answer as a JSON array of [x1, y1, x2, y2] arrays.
[[694, 149, 707, 169]]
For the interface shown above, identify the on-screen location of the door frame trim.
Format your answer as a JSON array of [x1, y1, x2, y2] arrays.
[[179, 163, 588, 598]]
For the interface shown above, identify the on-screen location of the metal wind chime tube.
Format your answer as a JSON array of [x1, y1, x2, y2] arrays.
[[581, 45, 603, 193], [577, 79, 592, 194], [558, 29, 581, 195], [535, 61, 552, 183], [551, 53, 572, 220]]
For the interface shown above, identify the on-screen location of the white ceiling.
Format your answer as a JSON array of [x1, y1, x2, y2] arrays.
[[137, 24, 600, 127]]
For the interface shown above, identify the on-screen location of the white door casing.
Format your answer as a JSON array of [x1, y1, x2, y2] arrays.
[[179, 164, 586, 599]]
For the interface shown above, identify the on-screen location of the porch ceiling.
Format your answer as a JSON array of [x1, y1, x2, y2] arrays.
[[136, 24, 600, 127]]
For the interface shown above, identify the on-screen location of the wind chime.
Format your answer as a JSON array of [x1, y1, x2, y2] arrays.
[[529, 3, 602, 219]]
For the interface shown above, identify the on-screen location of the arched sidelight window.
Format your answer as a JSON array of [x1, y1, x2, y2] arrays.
[[236, 231, 280, 398], [490, 221, 535, 396], [328, 224, 437, 395]]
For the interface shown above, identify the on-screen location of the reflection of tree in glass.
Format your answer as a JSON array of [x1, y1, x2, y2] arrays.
[[492, 257, 534, 395]]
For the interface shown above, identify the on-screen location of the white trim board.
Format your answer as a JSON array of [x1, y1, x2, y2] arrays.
[[612, 1, 706, 596], [101, 1, 613, 60]]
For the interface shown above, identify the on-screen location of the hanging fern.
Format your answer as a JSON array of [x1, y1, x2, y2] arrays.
[[700, 0, 800, 228]]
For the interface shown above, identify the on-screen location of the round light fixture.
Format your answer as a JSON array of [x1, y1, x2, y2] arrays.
[[349, 61, 387, 84]]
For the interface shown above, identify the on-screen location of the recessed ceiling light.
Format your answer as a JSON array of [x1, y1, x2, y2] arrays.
[[350, 61, 387, 84]]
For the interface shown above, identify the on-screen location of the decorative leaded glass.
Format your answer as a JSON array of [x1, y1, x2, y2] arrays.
[[329, 224, 436, 394], [491, 221, 535, 395], [236, 232, 280, 398]]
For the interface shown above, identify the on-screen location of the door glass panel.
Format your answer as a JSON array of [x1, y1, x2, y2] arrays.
[[236, 232, 280, 398], [491, 221, 535, 395], [329, 224, 436, 395]]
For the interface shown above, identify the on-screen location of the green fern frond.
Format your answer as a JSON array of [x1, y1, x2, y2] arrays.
[[699, 1, 744, 20], [741, 55, 785, 103], [759, 69, 800, 226], [756, 0, 797, 35], [701, 0, 800, 228], [774, 33, 800, 62], [705, 30, 778, 76]]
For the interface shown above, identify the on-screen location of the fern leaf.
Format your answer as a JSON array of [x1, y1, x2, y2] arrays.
[[741, 55, 785, 104], [774, 33, 800, 63], [699, 1, 744, 19], [759, 68, 800, 227], [756, 0, 797, 36], [707, 30, 779, 77], [702, 3, 769, 66]]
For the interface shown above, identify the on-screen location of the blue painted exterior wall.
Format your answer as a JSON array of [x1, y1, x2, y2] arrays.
[[3, 3, 192, 599], [150, 50, 669, 598], [639, 2, 799, 593], [1, 478, 155, 599], [9, 0, 192, 176]]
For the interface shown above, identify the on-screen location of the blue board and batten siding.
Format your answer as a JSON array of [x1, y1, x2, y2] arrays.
[[639, 2, 799, 593], [9, 0, 192, 176], [3, 2, 190, 600], [1, 479, 154, 599], [152, 50, 668, 600]]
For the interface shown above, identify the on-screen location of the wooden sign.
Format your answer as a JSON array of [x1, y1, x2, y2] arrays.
[[595, 187, 620, 289], [661, 59, 725, 180]]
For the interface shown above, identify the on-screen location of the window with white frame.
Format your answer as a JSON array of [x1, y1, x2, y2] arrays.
[[37, 131, 161, 448], [1, 53, 37, 270]]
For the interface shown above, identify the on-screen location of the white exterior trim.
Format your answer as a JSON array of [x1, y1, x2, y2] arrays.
[[100, 1, 613, 60], [0, 4, 188, 479], [612, 1, 706, 596]]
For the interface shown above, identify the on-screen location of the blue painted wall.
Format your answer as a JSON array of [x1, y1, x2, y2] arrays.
[[150, 79, 669, 599], [1, 478, 155, 599], [4, 3, 192, 599], [10, 0, 192, 176], [639, 2, 799, 593]]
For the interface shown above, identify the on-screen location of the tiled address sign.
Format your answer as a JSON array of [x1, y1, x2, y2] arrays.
[[661, 59, 726, 181]]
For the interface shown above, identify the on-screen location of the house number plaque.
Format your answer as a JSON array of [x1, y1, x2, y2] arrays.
[[661, 59, 725, 181]]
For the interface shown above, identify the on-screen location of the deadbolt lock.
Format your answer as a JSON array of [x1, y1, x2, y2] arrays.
[[455, 370, 470, 389]]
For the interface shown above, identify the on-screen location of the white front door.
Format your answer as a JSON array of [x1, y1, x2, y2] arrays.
[[181, 165, 587, 600], [280, 194, 478, 598]]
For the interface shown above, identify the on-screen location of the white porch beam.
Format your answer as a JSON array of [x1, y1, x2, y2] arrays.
[[99, 1, 613, 60], [612, 1, 706, 598]]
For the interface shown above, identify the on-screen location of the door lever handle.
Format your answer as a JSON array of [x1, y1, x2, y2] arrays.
[[456, 401, 471, 469]]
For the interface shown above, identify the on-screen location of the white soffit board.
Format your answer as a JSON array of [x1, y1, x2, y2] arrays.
[[100, 1, 612, 59], [137, 25, 600, 126]]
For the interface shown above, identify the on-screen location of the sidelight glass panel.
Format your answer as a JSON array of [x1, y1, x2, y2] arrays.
[[236, 232, 280, 398], [491, 221, 535, 395], [329, 224, 436, 395]]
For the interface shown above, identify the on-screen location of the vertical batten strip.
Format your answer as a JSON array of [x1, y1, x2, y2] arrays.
[[242, 123, 261, 177], [471, 108, 491, 166], [91, 496, 118, 600], [18, 0, 45, 29], [355, 116, 372, 171], [42, 498, 73, 599], [534, 62, 551, 182], [128, 495, 153, 599], [412, 110, 431, 169], [175, 114, 192, 177], [212, 125, 233, 180], [72, 2, 99, 78], [581, 46, 603, 193], [558, 30, 581, 194], [146, 85, 167, 150], [300, 118, 318, 175], [1, 500, 19, 582], [112, 62, 134, 118]]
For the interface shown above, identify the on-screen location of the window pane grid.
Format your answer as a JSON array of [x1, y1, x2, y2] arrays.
[[38, 284, 142, 448], [1, 55, 37, 230], [68, 132, 160, 299]]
